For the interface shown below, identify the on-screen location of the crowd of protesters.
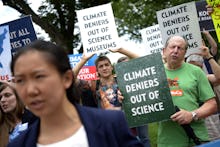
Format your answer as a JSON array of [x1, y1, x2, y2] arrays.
[[1, 3, 220, 147]]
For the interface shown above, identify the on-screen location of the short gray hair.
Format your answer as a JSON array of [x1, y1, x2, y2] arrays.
[[164, 35, 189, 50], [186, 54, 204, 65]]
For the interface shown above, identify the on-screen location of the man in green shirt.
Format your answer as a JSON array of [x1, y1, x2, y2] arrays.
[[158, 35, 217, 147]]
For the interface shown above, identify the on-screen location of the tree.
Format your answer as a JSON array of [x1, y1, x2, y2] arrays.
[[2, 0, 110, 53], [111, 0, 194, 42], [2, 0, 202, 53]]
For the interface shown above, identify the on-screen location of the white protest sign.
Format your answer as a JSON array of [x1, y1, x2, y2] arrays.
[[76, 3, 120, 55], [140, 24, 163, 55], [156, 2, 202, 57], [0, 25, 12, 81]]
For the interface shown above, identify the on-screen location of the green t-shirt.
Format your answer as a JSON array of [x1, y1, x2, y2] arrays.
[[157, 63, 215, 147]]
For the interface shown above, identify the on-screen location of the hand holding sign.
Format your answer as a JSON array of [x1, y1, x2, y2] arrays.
[[115, 53, 175, 127], [81, 52, 96, 63], [206, 4, 214, 15], [109, 47, 139, 59]]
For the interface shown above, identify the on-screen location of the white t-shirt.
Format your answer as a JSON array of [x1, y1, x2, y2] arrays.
[[37, 126, 89, 147]]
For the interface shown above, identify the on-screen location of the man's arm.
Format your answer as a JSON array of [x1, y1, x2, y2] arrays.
[[202, 29, 218, 56], [109, 48, 140, 59], [200, 46, 220, 80], [194, 98, 217, 119], [171, 98, 217, 125]]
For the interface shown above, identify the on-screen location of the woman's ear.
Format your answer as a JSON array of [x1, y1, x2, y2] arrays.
[[162, 48, 165, 54], [63, 70, 74, 88]]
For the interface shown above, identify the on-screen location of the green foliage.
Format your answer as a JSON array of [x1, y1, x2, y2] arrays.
[[2, 0, 110, 53], [3, 0, 212, 54], [111, 0, 194, 43]]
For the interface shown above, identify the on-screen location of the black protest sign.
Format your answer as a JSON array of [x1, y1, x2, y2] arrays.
[[196, 0, 214, 31]]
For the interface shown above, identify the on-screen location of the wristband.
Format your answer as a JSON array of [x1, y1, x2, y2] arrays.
[[207, 56, 213, 61]]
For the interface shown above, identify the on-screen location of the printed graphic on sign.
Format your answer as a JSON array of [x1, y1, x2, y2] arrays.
[[206, 0, 220, 42], [115, 53, 175, 127], [0, 25, 12, 81], [140, 24, 163, 55], [196, 0, 214, 31], [69, 53, 98, 80], [76, 3, 120, 55], [156, 2, 203, 57], [0, 15, 37, 54]]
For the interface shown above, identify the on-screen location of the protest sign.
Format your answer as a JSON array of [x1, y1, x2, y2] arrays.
[[76, 3, 120, 55], [156, 2, 203, 57], [115, 53, 175, 127], [0, 25, 12, 81], [69, 53, 98, 80], [196, 0, 214, 31], [206, 0, 220, 42], [0, 15, 37, 54], [140, 24, 163, 55]]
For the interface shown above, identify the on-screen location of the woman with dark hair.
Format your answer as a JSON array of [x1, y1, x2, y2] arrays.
[[0, 81, 27, 147], [8, 40, 143, 147]]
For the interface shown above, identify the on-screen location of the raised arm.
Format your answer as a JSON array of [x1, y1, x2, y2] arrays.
[[200, 46, 220, 80], [206, 4, 214, 16], [72, 53, 95, 79], [109, 48, 140, 59], [202, 29, 218, 56]]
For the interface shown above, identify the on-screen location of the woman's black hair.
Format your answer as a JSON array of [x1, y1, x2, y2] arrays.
[[10, 40, 78, 104]]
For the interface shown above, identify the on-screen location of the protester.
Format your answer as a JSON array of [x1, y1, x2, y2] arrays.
[[73, 49, 152, 146], [186, 52, 220, 141], [0, 81, 28, 147], [73, 48, 139, 110], [158, 35, 217, 147], [199, 32, 220, 112], [93, 55, 121, 110], [73, 53, 120, 110], [8, 40, 143, 147]]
